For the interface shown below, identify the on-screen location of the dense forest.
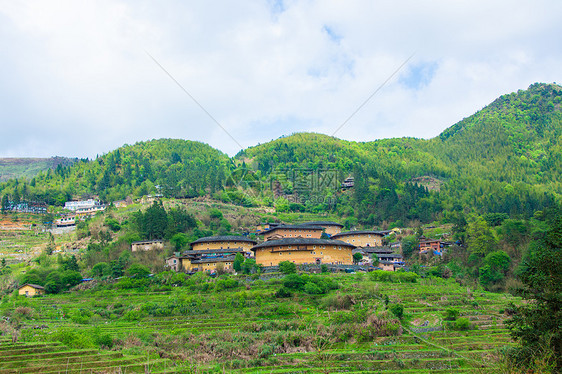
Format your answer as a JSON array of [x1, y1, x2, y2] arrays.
[[1, 83, 561, 226]]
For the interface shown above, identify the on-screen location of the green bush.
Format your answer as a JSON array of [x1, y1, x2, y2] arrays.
[[368, 270, 418, 283], [454, 317, 471, 331], [279, 261, 297, 274], [127, 263, 150, 278], [389, 303, 404, 319], [91, 262, 110, 278], [104, 218, 121, 232], [444, 308, 460, 321], [275, 287, 292, 298], [283, 274, 305, 290], [50, 328, 94, 349], [304, 282, 323, 294]]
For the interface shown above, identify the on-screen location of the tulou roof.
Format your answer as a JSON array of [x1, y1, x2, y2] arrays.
[[260, 224, 324, 235], [190, 235, 257, 245], [331, 230, 390, 239], [252, 237, 355, 251], [191, 255, 237, 264], [182, 248, 245, 255]]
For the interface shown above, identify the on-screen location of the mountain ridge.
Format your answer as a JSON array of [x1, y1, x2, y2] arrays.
[[1, 83, 560, 223]]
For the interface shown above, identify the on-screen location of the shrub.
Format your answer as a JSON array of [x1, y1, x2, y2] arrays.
[[389, 303, 404, 319], [320, 294, 355, 310], [444, 308, 460, 321], [91, 262, 110, 278], [61, 270, 82, 288], [50, 328, 94, 349], [127, 263, 150, 278], [304, 282, 323, 294], [275, 287, 292, 298], [104, 218, 121, 232], [454, 317, 471, 331], [279, 261, 297, 274], [283, 274, 305, 290]]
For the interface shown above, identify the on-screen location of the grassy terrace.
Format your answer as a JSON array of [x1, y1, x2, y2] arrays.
[[0, 273, 519, 373]]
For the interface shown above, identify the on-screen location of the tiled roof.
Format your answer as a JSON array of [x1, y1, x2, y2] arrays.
[[260, 225, 324, 235], [20, 283, 45, 290], [182, 248, 245, 255], [190, 235, 257, 245], [331, 230, 389, 239], [252, 237, 355, 250], [132, 239, 163, 244], [191, 255, 237, 264]]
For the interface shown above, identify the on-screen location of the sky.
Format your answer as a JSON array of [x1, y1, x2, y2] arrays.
[[1, 1, 561, 158]]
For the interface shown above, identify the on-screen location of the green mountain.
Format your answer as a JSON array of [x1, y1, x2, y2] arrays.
[[0, 139, 229, 205], [1, 83, 561, 224]]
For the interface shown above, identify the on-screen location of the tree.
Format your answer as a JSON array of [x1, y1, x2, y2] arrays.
[[352, 252, 363, 264], [127, 263, 150, 278], [401, 235, 419, 259], [170, 233, 189, 251], [91, 262, 110, 278], [61, 270, 82, 288], [1, 195, 9, 213], [141, 201, 168, 239], [506, 208, 562, 370], [233, 253, 244, 272], [466, 216, 497, 255], [64, 255, 80, 272], [478, 250, 510, 289]]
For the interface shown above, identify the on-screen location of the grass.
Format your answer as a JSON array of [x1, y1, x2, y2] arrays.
[[0, 273, 520, 373]]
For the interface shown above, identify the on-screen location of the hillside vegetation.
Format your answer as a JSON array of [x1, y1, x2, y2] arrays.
[[1, 83, 561, 227]]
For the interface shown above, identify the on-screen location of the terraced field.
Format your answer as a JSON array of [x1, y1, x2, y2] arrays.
[[0, 274, 519, 373]]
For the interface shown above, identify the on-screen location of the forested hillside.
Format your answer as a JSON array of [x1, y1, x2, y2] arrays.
[[1, 83, 561, 226], [0, 139, 229, 205], [235, 83, 562, 224]]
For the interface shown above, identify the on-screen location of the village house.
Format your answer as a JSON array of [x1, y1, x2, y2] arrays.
[[55, 216, 76, 227], [331, 230, 389, 247], [260, 224, 324, 241], [252, 238, 355, 266], [74, 205, 105, 217], [419, 238, 443, 255], [113, 197, 133, 208], [353, 246, 404, 270], [131, 239, 164, 252], [166, 248, 245, 273], [18, 284, 45, 297], [64, 199, 100, 211], [378, 260, 396, 271], [300, 221, 344, 237]]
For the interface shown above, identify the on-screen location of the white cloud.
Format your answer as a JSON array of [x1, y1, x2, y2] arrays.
[[1, 0, 561, 157]]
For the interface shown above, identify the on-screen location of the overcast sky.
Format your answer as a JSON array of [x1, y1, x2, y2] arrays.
[[1, 1, 561, 158]]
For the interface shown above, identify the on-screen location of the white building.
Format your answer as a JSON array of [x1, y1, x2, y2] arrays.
[[64, 199, 99, 211]]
